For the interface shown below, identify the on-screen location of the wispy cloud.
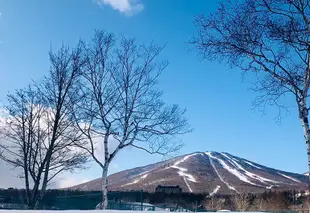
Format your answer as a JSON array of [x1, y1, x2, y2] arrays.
[[96, 0, 143, 15], [0, 107, 119, 189], [56, 177, 90, 189]]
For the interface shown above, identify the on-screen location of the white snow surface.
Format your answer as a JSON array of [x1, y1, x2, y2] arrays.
[[244, 160, 263, 170], [278, 173, 301, 183], [140, 174, 148, 179], [170, 153, 199, 193], [125, 179, 139, 185], [0, 211, 270, 213], [205, 152, 238, 192], [220, 153, 280, 185], [122, 172, 149, 186], [210, 185, 221, 196], [211, 153, 260, 187]]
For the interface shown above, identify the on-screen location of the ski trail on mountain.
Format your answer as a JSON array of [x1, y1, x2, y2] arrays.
[[244, 160, 263, 169], [209, 152, 260, 186], [205, 152, 238, 192], [220, 153, 279, 187], [123, 172, 149, 186], [210, 185, 221, 196], [278, 173, 301, 183], [170, 153, 198, 192]]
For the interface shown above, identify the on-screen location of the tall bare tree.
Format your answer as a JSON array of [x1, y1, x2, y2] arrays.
[[36, 43, 88, 206], [0, 86, 42, 207], [0, 44, 88, 208], [191, 0, 310, 179], [73, 30, 191, 209]]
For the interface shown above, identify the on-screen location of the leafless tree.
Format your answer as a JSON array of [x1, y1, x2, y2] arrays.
[[0, 86, 42, 208], [0, 44, 88, 208], [191, 0, 310, 180], [253, 192, 290, 210], [72, 30, 191, 209], [36, 43, 88, 206], [204, 196, 224, 211], [251, 197, 266, 211], [251, 196, 273, 211], [233, 191, 251, 211]]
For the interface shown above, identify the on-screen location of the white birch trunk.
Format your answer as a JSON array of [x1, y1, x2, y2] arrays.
[[100, 134, 110, 209], [101, 165, 109, 209], [298, 99, 310, 184]]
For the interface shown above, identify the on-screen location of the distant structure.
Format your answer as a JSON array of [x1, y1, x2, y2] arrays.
[[155, 185, 182, 194]]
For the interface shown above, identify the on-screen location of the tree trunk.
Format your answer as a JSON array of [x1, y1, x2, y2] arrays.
[[29, 164, 45, 209], [101, 166, 109, 209], [35, 163, 50, 209], [299, 100, 310, 184], [23, 165, 30, 207], [29, 179, 41, 209], [35, 110, 60, 209], [99, 133, 110, 209]]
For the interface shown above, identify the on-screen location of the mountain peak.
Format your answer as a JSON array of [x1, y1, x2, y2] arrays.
[[70, 152, 309, 195]]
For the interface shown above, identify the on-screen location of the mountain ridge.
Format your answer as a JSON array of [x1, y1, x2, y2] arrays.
[[69, 151, 309, 195]]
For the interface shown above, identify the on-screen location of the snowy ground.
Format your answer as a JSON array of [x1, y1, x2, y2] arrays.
[[0, 211, 167, 213], [0, 211, 269, 213]]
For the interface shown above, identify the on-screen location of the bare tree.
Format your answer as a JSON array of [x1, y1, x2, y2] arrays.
[[251, 196, 273, 211], [254, 192, 290, 211], [36, 43, 88, 206], [0, 86, 42, 208], [251, 197, 266, 211], [233, 191, 251, 211], [0, 44, 88, 208], [204, 196, 224, 211], [191, 0, 310, 180], [72, 30, 191, 209]]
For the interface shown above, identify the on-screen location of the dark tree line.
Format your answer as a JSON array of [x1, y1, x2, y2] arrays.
[[0, 188, 306, 211]]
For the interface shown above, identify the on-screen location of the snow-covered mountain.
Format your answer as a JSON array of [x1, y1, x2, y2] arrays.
[[70, 152, 309, 194]]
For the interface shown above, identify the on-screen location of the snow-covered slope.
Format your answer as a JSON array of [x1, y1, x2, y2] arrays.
[[70, 152, 309, 194]]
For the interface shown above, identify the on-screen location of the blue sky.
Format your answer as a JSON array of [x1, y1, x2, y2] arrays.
[[0, 0, 307, 188]]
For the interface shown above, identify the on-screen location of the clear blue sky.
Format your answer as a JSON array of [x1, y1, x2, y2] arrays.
[[0, 0, 307, 188]]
